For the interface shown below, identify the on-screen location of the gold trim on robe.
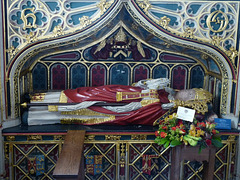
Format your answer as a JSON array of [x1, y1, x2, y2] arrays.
[[116, 89, 159, 101], [140, 99, 160, 107], [59, 91, 68, 103], [48, 105, 58, 112], [60, 109, 116, 124]]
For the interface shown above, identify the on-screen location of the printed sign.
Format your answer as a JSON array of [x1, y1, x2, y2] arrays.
[[215, 118, 231, 130], [177, 106, 195, 122]]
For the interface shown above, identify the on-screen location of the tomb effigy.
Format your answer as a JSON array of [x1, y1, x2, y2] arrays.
[[2, 1, 240, 179]]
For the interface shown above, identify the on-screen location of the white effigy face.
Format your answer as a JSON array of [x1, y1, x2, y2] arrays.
[[174, 89, 196, 101]]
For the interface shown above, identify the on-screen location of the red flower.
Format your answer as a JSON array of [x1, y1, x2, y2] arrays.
[[155, 131, 160, 137], [171, 127, 176, 131], [160, 132, 167, 138], [180, 129, 186, 134], [200, 122, 206, 127], [206, 139, 212, 146], [212, 129, 217, 134], [178, 120, 183, 125], [162, 126, 168, 130]]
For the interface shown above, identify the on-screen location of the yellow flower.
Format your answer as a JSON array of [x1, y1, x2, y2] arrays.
[[179, 123, 184, 129], [190, 124, 195, 131], [165, 113, 178, 121], [183, 139, 188, 145], [196, 129, 205, 137], [189, 130, 196, 137]]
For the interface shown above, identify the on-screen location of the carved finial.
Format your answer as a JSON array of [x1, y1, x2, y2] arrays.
[[79, 16, 91, 28], [226, 46, 238, 63], [53, 25, 64, 37], [159, 16, 170, 29], [24, 32, 38, 43], [183, 27, 195, 39], [6, 46, 18, 59], [97, 0, 114, 15], [137, 0, 152, 14], [211, 36, 222, 47], [115, 27, 126, 43]]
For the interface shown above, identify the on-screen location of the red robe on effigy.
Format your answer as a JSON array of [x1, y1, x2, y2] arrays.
[[63, 85, 170, 125]]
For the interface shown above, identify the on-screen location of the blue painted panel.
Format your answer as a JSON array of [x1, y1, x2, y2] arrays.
[[35, 12, 47, 26], [209, 59, 220, 74], [68, 11, 97, 25], [32, 63, 47, 90], [70, 64, 87, 89], [153, 65, 169, 79], [68, 2, 96, 9], [50, 19, 62, 32], [190, 66, 204, 88], [45, 2, 60, 12], [151, 3, 183, 12], [187, 4, 202, 15], [110, 64, 130, 85], [150, 12, 179, 27]]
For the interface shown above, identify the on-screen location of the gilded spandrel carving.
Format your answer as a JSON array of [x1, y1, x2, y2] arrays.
[[134, 1, 238, 53], [226, 47, 238, 63], [7, 0, 114, 54], [137, 0, 152, 14], [211, 36, 223, 47], [206, 10, 229, 33], [79, 16, 92, 29], [158, 16, 170, 29], [21, 7, 37, 30], [6, 46, 18, 59], [25, 33, 38, 44], [97, 0, 114, 15], [183, 27, 195, 39], [52, 25, 65, 37]]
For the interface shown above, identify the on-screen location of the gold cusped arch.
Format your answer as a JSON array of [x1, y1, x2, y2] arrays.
[[7, 1, 236, 118]]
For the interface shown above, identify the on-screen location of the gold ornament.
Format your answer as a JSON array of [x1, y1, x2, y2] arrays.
[[115, 27, 127, 43], [159, 16, 170, 29], [173, 88, 213, 114]]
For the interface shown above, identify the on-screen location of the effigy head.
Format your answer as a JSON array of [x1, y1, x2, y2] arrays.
[[173, 88, 213, 114], [174, 89, 195, 101], [133, 78, 170, 90], [145, 78, 170, 90]]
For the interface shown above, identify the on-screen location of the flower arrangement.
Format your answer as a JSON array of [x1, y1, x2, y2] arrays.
[[155, 113, 222, 152]]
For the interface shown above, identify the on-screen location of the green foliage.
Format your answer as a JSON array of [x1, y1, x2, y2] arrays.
[[155, 113, 223, 152]]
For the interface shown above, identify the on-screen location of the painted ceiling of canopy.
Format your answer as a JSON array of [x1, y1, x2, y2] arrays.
[[7, 0, 239, 79]]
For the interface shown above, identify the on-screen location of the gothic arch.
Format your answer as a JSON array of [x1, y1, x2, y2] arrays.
[[7, 1, 236, 118]]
